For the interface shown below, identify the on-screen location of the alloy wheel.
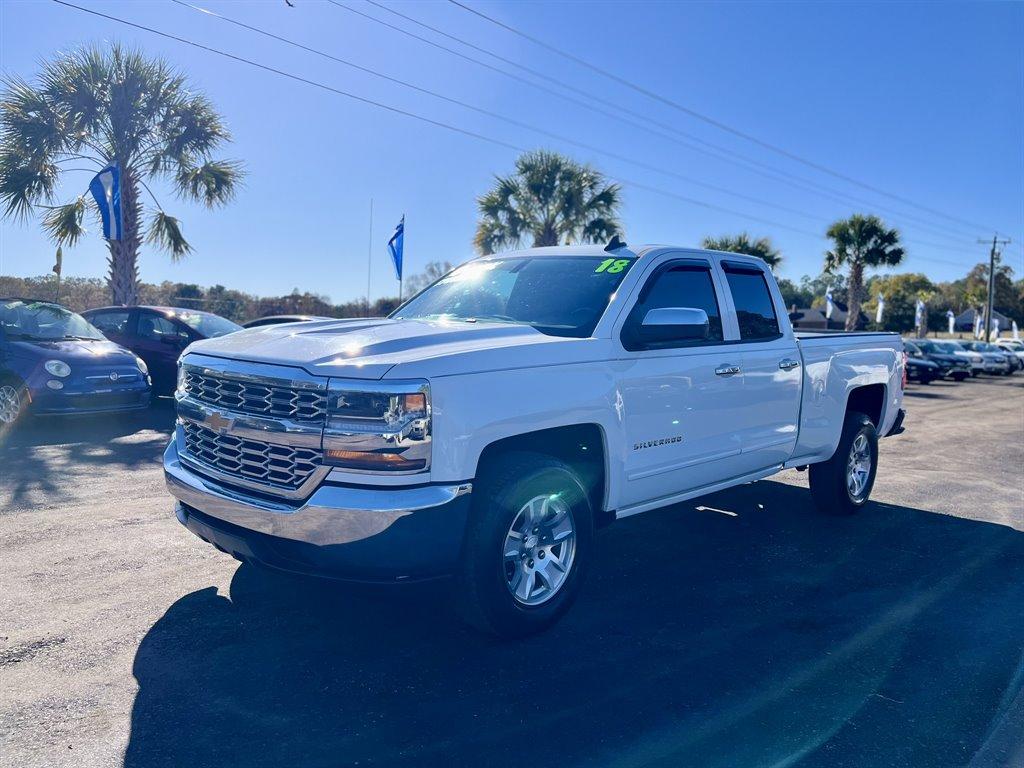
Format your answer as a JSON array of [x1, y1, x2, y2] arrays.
[[503, 494, 577, 606], [846, 433, 872, 500], [0, 384, 21, 425]]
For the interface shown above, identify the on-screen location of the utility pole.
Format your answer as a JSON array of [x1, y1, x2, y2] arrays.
[[978, 235, 1011, 340]]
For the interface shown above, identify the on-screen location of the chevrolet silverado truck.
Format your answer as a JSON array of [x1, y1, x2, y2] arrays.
[[164, 243, 906, 636]]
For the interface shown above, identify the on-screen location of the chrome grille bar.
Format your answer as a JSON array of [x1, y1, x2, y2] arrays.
[[182, 368, 327, 424]]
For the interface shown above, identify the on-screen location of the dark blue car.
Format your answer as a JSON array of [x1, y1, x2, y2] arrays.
[[0, 298, 151, 425]]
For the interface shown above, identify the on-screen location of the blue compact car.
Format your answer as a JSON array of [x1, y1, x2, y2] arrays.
[[0, 298, 151, 425]]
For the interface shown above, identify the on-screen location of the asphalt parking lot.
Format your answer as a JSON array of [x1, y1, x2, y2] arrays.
[[1, 376, 1022, 768]]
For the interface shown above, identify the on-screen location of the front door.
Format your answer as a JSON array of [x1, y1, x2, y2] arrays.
[[132, 311, 191, 393], [615, 258, 749, 509]]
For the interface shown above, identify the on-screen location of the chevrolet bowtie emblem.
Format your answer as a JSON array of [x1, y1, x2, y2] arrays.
[[205, 412, 234, 433]]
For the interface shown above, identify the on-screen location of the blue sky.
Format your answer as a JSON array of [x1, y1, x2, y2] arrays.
[[1, 0, 1021, 304]]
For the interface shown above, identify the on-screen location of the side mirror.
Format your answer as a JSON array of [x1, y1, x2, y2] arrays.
[[638, 307, 709, 344]]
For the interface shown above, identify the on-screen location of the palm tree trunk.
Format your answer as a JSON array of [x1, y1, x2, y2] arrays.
[[846, 260, 864, 331], [107, 167, 141, 305], [533, 221, 558, 247]]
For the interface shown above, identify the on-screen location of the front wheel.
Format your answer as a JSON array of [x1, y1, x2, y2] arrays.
[[809, 411, 879, 516], [456, 451, 594, 637], [0, 378, 27, 429]]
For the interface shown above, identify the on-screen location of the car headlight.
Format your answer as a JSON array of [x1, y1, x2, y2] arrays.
[[135, 356, 149, 375], [44, 359, 71, 378], [323, 380, 431, 472]]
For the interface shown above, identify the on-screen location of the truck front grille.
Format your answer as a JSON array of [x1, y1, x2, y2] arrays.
[[182, 421, 322, 490], [183, 369, 327, 424]]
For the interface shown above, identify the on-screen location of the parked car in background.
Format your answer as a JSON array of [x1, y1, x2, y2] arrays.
[[83, 306, 241, 394], [904, 340, 971, 381], [904, 353, 941, 384], [242, 314, 330, 329], [993, 338, 1024, 368], [958, 341, 1014, 375], [0, 298, 150, 425], [947, 341, 988, 376]]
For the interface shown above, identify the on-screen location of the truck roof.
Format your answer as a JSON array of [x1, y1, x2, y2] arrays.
[[477, 244, 771, 269]]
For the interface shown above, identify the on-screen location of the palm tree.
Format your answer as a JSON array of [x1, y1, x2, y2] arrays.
[[474, 150, 622, 254], [825, 214, 905, 331], [0, 45, 242, 305], [701, 233, 781, 269]]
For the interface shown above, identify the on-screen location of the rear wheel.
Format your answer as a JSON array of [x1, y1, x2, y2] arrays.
[[457, 451, 594, 637], [951, 372, 968, 382], [809, 411, 878, 516]]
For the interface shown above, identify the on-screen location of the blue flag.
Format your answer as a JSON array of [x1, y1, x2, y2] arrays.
[[88, 164, 122, 241], [387, 215, 404, 280]]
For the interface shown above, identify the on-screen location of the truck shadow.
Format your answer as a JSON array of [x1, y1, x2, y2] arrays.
[[124, 480, 1024, 768]]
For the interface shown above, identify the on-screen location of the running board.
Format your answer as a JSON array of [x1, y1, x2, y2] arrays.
[[615, 465, 783, 520]]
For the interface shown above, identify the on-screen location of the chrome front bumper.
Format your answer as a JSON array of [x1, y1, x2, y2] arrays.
[[164, 440, 472, 580]]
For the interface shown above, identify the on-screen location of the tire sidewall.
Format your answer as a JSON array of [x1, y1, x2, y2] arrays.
[[465, 460, 594, 637]]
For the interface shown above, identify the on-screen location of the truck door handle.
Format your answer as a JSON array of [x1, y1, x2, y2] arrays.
[[715, 364, 741, 376], [778, 358, 800, 371]]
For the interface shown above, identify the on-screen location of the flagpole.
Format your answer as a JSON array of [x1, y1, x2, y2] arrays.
[[366, 198, 373, 318]]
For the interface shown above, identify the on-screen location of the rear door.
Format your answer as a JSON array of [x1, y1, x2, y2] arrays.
[[717, 260, 801, 469], [614, 255, 749, 509]]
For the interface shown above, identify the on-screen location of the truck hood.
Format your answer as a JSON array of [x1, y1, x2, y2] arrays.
[[186, 317, 604, 380]]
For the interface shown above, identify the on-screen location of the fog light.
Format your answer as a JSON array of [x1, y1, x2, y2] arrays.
[[46, 380, 64, 390]]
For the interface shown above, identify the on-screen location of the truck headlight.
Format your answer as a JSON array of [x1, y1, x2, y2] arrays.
[[323, 380, 431, 473], [44, 359, 71, 377]]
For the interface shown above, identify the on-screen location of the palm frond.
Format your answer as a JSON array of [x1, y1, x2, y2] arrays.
[[147, 210, 192, 259], [174, 159, 243, 206], [0, 150, 59, 219], [41, 196, 87, 246]]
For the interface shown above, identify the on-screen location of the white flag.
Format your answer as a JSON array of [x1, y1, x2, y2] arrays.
[[875, 294, 885, 324], [974, 311, 983, 339], [992, 317, 1000, 339], [915, 299, 925, 331], [946, 310, 955, 335], [1014, 320, 1020, 341], [825, 287, 835, 320]]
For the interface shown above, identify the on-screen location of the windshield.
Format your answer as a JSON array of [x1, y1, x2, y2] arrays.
[[0, 299, 105, 341], [170, 310, 241, 338], [392, 256, 636, 337], [931, 341, 962, 353]]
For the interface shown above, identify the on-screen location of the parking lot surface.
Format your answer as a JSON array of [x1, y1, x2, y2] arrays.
[[1, 376, 1022, 768]]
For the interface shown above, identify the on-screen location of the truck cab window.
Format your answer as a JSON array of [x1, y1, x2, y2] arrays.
[[723, 266, 780, 340], [622, 264, 723, 349]]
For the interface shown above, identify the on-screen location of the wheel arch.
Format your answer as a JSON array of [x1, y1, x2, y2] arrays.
[[845, 383, 886, 427], [475, 423, 610, 525]]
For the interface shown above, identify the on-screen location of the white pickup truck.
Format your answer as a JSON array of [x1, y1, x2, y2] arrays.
[[164, 243, 906, 636]]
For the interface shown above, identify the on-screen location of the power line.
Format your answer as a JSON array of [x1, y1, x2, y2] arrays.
[[334, 0, 981, 244], [447, 0, 999, 234], [170, 0, 846, 228], [48, 0, 982, 271]]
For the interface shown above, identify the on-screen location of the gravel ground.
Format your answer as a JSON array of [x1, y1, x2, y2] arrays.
[[1, 375, 1022, 768]]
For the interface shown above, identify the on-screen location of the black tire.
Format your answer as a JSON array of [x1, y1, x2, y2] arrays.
[[456, 451, 594, 637], [951, 373, 968, 382], [809, 411, 879, 516]]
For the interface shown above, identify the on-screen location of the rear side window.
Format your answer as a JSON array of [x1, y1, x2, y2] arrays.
[[622, 264, 723, 349], [723, 266, 780, 340]]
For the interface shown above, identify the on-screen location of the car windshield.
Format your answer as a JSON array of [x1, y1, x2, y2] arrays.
[[169, 310, 241, 338], [931, 342, 962, 353], [0, 299, 105, 341], [392, 255, 637, 337]]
